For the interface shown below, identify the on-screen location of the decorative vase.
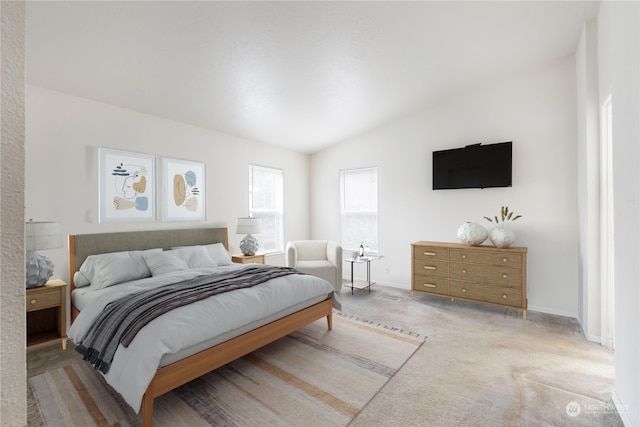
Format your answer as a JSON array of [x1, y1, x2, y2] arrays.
[[489, 226, 515, 248], [457, 222, 489, 246]]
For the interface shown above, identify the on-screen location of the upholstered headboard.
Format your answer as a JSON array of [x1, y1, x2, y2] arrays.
[[68, 227, 229, 320]]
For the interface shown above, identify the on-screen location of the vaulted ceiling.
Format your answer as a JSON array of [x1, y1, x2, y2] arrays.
[[26, 1, 599, 153]]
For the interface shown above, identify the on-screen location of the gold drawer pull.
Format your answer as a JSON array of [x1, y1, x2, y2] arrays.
[[462, 288, 467, 293], [423, 283, 437, 288], [423, 251, 436, 256], [502, 257, 508, 263], [30, 299, 37, 305], [461, 254, 467, 259], [502, 294, 508, 299], [423, 265, 436, 270], [462, 269, 467, 274], [502, 273, 508, 279]]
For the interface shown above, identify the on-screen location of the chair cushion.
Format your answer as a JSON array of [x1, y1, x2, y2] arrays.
[[295, 260, 336, 284]]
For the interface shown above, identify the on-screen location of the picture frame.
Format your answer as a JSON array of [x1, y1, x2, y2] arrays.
[[162, 157, 206, 221], [99, 148, 157, 223]]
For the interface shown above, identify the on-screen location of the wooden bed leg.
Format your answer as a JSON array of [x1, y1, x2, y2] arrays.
[[141, 393, 154, 427], [327, 312, 332, 330]]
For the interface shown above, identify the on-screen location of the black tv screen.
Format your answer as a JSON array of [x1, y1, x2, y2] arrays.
[[432, 141, 512, 190]]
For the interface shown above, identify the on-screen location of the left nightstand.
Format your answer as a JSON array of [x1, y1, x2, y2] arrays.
[[26, 279, 68, 349]]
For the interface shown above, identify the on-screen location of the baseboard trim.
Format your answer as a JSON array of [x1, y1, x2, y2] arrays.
[[341, 281, 582, 320], [611, 389, 634, 426], [585, 333, 602, 343], [341, 278, 407, 290], [526, 304, 577, 319], [370, 280, 406, 289]]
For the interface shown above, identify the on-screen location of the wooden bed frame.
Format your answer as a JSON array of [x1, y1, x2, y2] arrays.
[[67, 227, 333, 427]]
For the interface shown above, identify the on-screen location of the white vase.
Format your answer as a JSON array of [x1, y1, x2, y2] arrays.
[[457, 222, 489, 246], [489, 227, 515, 248]]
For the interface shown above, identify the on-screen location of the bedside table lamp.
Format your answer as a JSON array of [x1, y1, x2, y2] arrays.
[[25, 220, 62, 288], [236, 217, 262, 256]]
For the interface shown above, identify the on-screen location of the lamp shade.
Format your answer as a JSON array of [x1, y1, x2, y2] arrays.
[[236, 217, 262, 235], [25, 221, 62, 251]]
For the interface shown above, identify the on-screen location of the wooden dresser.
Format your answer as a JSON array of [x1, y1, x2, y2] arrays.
[[411, 241, 528, 319]]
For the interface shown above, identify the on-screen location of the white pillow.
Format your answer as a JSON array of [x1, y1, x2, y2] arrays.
[[77, 256, 100, 288], [143, 251, 190, 276], [203, 243, 233, 266], [172, 243, 232, 266], [73, 270, 91, 288], [78, 248, 160, 290], [169, 246, 217, 269]]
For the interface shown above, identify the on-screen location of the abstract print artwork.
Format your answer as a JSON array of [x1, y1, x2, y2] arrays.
[[163, 157, 206, 221], [99, 148, 157, 223]]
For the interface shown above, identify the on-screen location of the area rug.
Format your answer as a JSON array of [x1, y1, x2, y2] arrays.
[[29, 315, 425, 426]]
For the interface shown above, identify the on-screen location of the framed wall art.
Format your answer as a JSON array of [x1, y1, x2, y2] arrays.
[[162, 157, 206, 221], [99, 148, 157, 223]]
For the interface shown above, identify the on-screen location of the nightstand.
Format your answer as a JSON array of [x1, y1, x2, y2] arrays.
[[26, 279, 68, 349], [232, 253, 265, 264]]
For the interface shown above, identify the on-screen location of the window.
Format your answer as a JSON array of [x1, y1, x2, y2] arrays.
[[248, 164, 284, 254], [340, 167, 378, 253]]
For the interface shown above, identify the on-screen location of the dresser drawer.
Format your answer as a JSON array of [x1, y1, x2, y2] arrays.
[[450, 262, 521, 286], [414, 259, 449, 278], [26, 288, 61, 312], [413, 245, 449, 261], [449, 249, 522, 267], [450, 280, 523, 308], [413, 276, 449, 296]]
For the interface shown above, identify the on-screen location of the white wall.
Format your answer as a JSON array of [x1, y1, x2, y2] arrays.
[[598, 2, 640, 425], [25, 86, 311, 279], [311, 56, 580, 316], [0, 2, 27, 425]]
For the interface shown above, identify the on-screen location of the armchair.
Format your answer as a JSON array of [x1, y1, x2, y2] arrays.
[[286, 240, 343, 291]]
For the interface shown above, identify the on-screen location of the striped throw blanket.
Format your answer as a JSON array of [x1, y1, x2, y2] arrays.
[[76, 265, 303, 374]]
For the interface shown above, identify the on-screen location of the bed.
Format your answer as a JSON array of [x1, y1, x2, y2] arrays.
[[67, 227, 335, 427]]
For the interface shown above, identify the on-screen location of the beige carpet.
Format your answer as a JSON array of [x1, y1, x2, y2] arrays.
[[340, 285, 624, 427], [29, 315, 424, 426]]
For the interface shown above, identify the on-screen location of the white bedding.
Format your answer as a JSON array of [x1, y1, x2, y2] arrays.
[[68, 263, 336, 413]]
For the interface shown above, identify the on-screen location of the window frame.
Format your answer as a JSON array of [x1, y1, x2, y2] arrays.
[[248, 164, 284, 255], [339, 166, 379, 254]]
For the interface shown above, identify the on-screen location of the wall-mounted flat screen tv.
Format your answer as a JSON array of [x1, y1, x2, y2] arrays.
[[432, 141, 512, 190]]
